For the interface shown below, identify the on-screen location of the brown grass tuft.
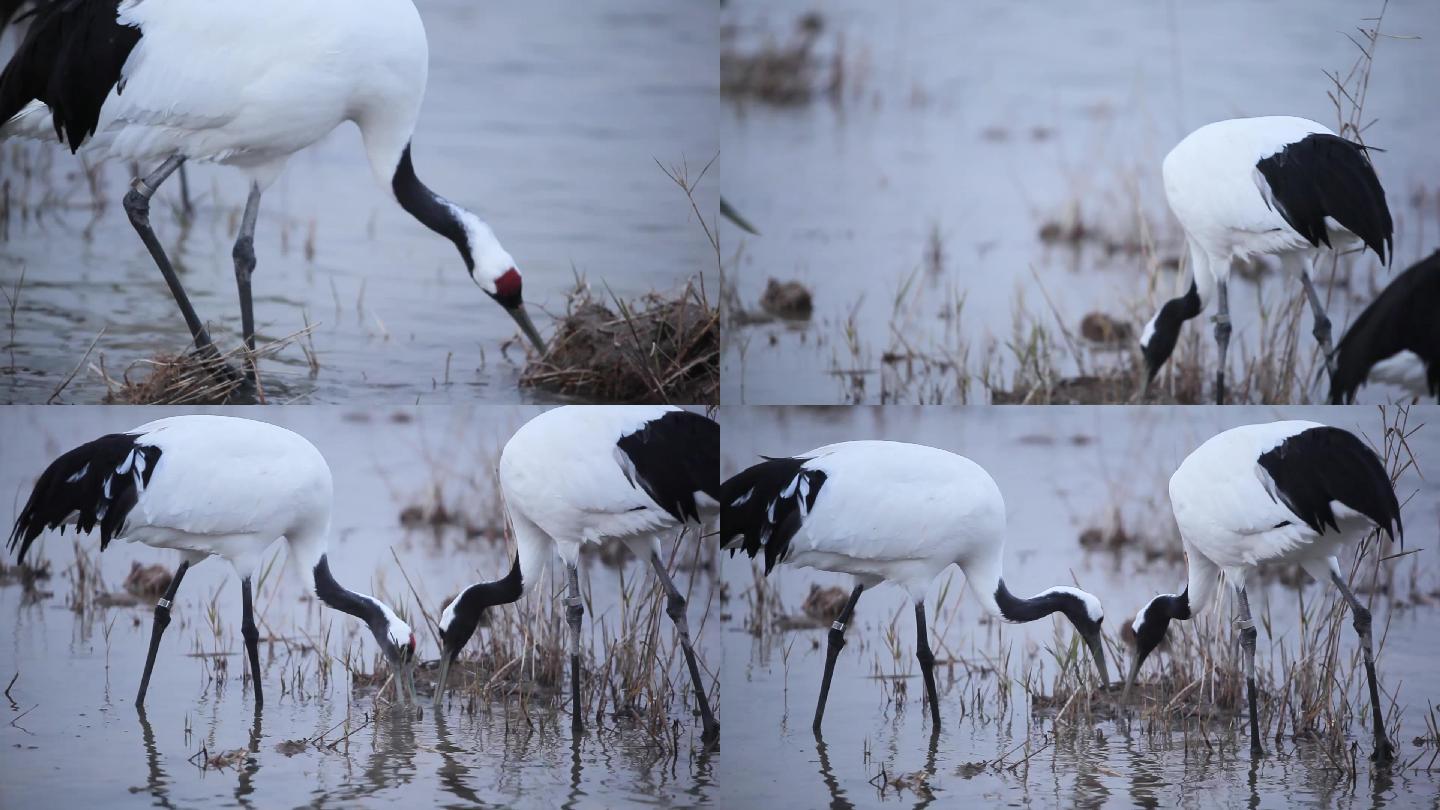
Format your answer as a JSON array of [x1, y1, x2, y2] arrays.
[[520, 279, 717, 404]]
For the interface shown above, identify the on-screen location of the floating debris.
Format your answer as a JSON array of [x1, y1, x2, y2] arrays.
[[759, 278, 813, 319]]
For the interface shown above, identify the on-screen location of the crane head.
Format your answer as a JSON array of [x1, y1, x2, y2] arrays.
[[371, 615, 419, 706], [1123, 588, 1191, 700], [461, 211, 547, 355], [432, 556, 525, 709]]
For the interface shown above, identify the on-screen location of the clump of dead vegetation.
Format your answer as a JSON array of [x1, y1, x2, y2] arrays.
[[521, 158, 718, 404], [519, 278, 717, 403], [91, 326, 316, 405]]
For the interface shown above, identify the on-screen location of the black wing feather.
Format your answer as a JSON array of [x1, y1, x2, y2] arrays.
[[720, 457, 826, 574], [1330, 251, 1440, 403], [8, 432, 161, 561], [0, 0, 139, 151], [1255, 133, 1393, 264], [614, 410, 719, 524], [1257, 426, 1402, 544]]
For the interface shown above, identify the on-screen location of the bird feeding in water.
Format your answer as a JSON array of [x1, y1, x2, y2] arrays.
[[1126, 420, 1402, 763], [1140, 116, 1392, 404], [0, 0, 547, 383], [7, 415, 419, 709], [433, 405, 720, 743], [1329, 250, 1440, 404], [721, 440, 1111, 733]]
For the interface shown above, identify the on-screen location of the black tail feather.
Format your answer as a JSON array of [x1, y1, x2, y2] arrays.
[[1256, 133, 1393, 265], [9, 432, 160, 562], [615, 410, 719, 524], [0, 0, 140, 151], [720, 457, 826, 574], [1258, 426, 1403, 546]]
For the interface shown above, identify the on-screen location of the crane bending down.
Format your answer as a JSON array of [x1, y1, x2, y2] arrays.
[[1141, 117, 1392, 404], [1127, 421, 1401, 762], [433, 406, 721, 743], [0, 0, 545, 381], [721, 440, 1110, 733], [7, 415, 418, 708], [1330, 250, 1440, 404]]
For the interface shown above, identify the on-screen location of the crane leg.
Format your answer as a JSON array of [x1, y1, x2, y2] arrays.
[[814, 583, 864, 733], [124, 156, 219, 356], [914, 600, 942, 730], [649, 551, 719, 743], [565, 562, 585, 734], [1330, 570, 1396, 764], [1235, 586, 1264, 757], [177, 165, 194, 222], [233, 183, 263, 381], [1213, 280, 1231, 405], [136, 559, 191, 707], [241, 576, 263, 709], [1300, 266, 1338, 382]]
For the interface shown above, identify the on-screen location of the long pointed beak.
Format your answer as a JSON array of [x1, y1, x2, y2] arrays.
[[1122, 653, 1144, 702], [1084, 630, 1111, 688], [405, 663, 419, 707], [433, 654, 453, 710], [507, 305, 546, 356]]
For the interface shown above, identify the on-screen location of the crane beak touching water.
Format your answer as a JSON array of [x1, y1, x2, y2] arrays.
[[507, 304, 547, 356], [433, 652, 454, 709]]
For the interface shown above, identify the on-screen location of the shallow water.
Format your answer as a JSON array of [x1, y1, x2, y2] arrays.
[[0, 407, 718, 808], [0, 0, 718, 404], [721, 0, 1440, 404], [719, 406, 1440, 807]]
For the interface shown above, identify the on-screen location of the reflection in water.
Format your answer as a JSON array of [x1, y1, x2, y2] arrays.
[[234, 710, 263, 809], [814, 730, 856, 810], [561, 734, 585, 810], [433, 712, 491, 809], [1247, 758, 1261, 810], [136, 709, 177, 810], [813, 728, 943, 810], [326, 708, 420, 804], [911, 730, 940, 810]]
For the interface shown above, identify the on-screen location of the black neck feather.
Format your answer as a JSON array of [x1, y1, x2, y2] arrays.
[[441, 555, 522, 656], [392, 144, 473, 272], [1143, 281, 1202, 377], [458, 554, 523, 616], [994, 579, 1072, 624], [313, 554, 386, 634]]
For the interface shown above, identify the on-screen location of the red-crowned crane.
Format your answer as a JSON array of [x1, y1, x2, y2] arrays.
[[432, 406, 720, 743], [0, 0, 545, 382], [1330, 250, 1440, 404], [721, 440, 1110, 733], [1141, 116, 1392, 403], [1126, 420, 1402, 763], [8, 414, 418, 709]]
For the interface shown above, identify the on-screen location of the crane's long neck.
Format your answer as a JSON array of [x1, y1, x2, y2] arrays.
[[453, 554, 524, 615], [312, 554, 394, 634], [391, 143, 474, 272], [991, 579, 1086, 624]]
